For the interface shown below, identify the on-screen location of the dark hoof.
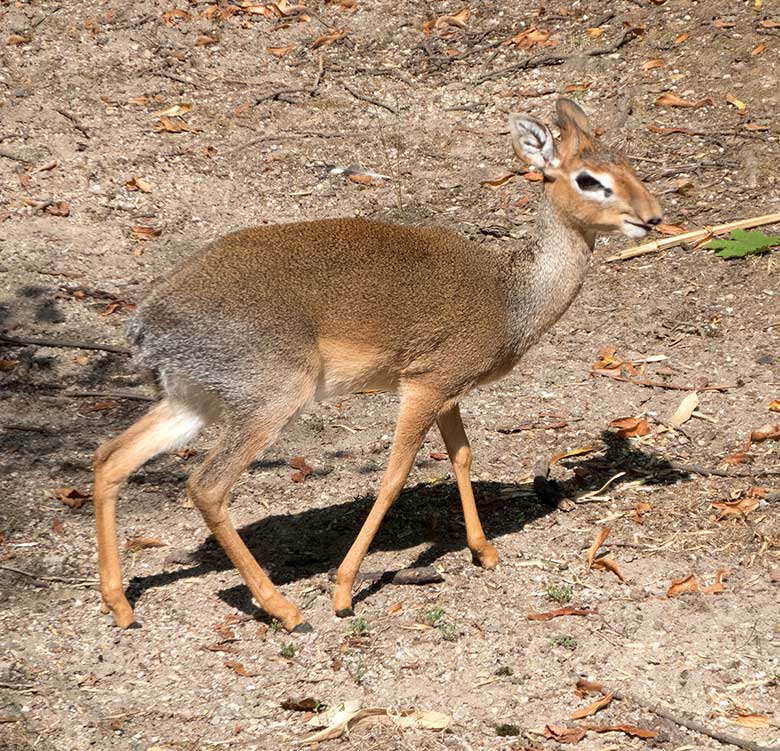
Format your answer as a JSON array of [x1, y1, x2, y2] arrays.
[[127, 621, 142, 630], [291, 622, 313, 634], [335, 608, 354, 618]]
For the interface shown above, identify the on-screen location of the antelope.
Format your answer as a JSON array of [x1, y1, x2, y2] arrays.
[[93, 99, 661, 633]]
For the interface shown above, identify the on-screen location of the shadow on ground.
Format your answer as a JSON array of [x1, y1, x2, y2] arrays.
[[125, 431, 690, 618]]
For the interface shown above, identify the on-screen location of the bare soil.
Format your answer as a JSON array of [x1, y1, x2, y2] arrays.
[[1, 1, 779, 750]]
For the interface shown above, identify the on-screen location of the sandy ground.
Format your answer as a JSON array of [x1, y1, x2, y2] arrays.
[[1, 1, 780, 750]]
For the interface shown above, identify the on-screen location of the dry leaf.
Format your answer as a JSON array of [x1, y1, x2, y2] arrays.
[[734, 714, 772, 728], [725, 451, 750, 465], [7, 34, 32, 45], [152, 116, 194, 133], [550, 446, 596, 465], [712, 497, 759, 519], [429, 451, 448, 461], [632, 501, 651, 523], [669, 391, 699, 427], [127, 95, 150, 105], [586, 724, 658, 739], [750, 424, 780, 443], [751, 43, 766, 56], [480, 172, 515, 188], [348, 173, 383, 187], [267, 44, 297, 57], [544, 725, 587, 744], [224, 660, 258, 677], [608, 416, 650, 438], [125, 176, 153, 193], [281, 697, 320, 712], [129, 225, 161, 240], [759, 20, 780, 28], [153, 103, 192, 117], [504, 27, 555, 49], [527, 607, 595, 621], [656, 223, 687, 235], [575, 678, 606, 697], [701, 568, 729, 594], [194, 34, 219, 46], [311, 29, 347, 49], [585, 27, 604, 37], [571, 691, 614, 720], [642, 58, 665, 70], [744, 123, 769, 131], [290, 456, 313, 482], [586, 527, 610, 567], [563, 83, 590, 92], [656, 93, 713, 109], [675, 32, 690, 44], [713, 19, 736, 28], [0, 359, 19, 371], [125, 537, 166, 551], [768, 400, 780, 412], [667, 574, 698, 597], [55, 487, 91, 509], [302, 704, 450, 744], [523, 171, 544, 182], [726, 93, 747, 111], [591, 557, 626, 582]]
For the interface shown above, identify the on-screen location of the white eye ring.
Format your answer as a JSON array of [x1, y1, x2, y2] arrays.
[[573, 171, 615, 200]]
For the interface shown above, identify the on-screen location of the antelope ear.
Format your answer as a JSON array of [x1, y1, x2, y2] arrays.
[[556, 98, 591, 133], [508, 114, 560, 174]]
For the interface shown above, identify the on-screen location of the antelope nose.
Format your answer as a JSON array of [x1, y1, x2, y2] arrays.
[[646, 216, 662, 226]]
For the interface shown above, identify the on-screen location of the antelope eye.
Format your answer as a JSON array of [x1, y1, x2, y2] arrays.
[[576, 172, 609, 193]]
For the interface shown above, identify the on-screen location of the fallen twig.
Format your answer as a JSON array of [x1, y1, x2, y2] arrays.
[[54, 108, 90, 139], [609, 686, 779, 751], [0, 564, 97, 586], [591, 369, 737, 392], [61, 390, 156, 402], [0, 333, 131, 355], [327, 565, 443, 586], [1, 423, 56, 434], [342, 81, 398, 114], [606, 212, 780, 262], [255, 54, 324, 106], [475, 28, 638, 84], [670, 462, 780, 479]]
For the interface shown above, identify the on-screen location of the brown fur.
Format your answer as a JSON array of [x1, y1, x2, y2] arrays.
[[92, 99, 661, 632]]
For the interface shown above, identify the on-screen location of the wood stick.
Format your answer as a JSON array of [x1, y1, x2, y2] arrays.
[[590, 369, 737, 392], [606, 212, 780, 262], [342, 82, 398, 114], [62, 390, 156, 402], [475, 28, 638, 84], [0, 333, 131, 355], [54, 108, 90, 139], [609, 687, 780, 751], [327, 565, 443, 585], [0, 564, 98, 586]]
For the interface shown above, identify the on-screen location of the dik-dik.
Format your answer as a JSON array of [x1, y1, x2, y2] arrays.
[[93, 99, 661, 633]]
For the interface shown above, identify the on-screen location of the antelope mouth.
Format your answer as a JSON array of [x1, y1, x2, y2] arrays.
[[622, 219, 651, 239]]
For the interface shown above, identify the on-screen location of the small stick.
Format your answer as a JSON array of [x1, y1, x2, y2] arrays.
[[475, 28, 638, 84], [61, 390, 156, 402], [0, 564, 98, 586], [0, 333, 131, 355], [255, 55, 324, 106], [342, 82, 398, 114], [1, 424, 56, 434], [606, 212, 780, 262], [670, 462, 780, 479], [590, 369, 737, 392], [609, 687, 779, 751], [54, 108, 90, 139], [327, 565, 443, 585]]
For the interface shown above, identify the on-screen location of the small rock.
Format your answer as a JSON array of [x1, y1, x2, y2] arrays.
[[770, 568, 780, 584]]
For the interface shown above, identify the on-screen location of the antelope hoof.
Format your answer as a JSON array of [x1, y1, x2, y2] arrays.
[[332, 583, 354, 616], [104, 594, 135, 628], [278, 604, 306, 633], [472, 543, 499, 570]]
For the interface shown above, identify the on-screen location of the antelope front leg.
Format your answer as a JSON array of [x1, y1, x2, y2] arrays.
[[437, 403, 499, 569], [333, 385, 443, 616]]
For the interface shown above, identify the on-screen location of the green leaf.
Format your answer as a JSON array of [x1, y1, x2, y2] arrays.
[[705, 228, 780, 259]]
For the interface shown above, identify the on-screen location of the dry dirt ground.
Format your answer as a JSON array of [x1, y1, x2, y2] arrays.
[[1, 1, 780, 750]]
